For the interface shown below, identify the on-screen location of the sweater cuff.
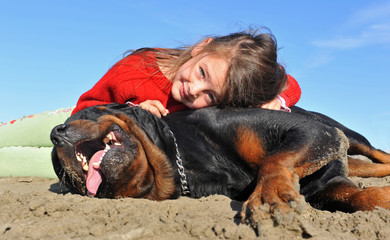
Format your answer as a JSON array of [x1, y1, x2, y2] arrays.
[[279, 92, 291, 107], [277, 95, 291, 112], [126, 101, 139, 107]]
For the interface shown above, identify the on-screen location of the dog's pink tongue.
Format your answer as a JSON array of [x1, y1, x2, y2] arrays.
[[86, 150, 104, 196]]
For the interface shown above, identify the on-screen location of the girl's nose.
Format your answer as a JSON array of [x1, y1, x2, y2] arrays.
[[189, 82, 205, 99]]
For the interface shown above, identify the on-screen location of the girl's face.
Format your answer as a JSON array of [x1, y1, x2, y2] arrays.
[[171, 53, 228, 109]]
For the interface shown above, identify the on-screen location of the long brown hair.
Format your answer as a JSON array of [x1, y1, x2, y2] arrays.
[[126, 28, 287, 107]]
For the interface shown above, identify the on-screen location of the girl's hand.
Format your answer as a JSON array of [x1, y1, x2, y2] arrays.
[[139, 100, 169, 118], [260, 98, 281, 110]]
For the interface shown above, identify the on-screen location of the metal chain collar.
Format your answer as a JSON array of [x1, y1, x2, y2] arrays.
[[168, 130, 190, 195], [125, 103, 190, 195]]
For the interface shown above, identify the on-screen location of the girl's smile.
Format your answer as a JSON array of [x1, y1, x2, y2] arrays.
[[179, 82, 189, 101]]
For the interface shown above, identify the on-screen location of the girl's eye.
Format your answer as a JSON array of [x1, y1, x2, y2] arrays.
[[199, 68, 205, 78], [208, 93, 216, 105]]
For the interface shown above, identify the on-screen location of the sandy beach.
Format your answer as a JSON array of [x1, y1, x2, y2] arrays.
[[1, 171, 390, 239]]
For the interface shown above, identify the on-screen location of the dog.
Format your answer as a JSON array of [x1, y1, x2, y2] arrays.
[[50, 103, 390, 226]]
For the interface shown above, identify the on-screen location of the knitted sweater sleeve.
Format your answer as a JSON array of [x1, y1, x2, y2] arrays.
[[71, 57, 136, 115], [71, 52, 177, 115], [279, 74, 301, 107]]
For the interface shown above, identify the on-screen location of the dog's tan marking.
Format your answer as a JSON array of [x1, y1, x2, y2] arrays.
[[347, 157, 390, 177], [349, 143, 390, 164], [235, 126, 266, 170]]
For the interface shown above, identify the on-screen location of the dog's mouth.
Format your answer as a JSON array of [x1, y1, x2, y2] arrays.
[[75, 128, 124, 196]]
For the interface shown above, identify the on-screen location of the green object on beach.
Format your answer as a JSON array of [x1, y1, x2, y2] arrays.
[[0, 107, 74, 178], [0, 147, 56, 178], [0, 107, 74, 147]]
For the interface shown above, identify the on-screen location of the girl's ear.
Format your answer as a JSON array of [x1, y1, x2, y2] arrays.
[[191, 37, 213, 57]]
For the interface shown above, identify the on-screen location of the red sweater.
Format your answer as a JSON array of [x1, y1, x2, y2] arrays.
[[72, 51, 301, 115]]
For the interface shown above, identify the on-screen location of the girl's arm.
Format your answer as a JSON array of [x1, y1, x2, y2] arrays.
[[279, 74, 301, 107], [71, 58, 133, 115], [71, 52, 174, 116], [260, 74, 301, 111]]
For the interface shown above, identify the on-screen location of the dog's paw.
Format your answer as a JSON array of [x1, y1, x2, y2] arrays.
[[240, 193, 306, 229], [239, 169, 305, 228]]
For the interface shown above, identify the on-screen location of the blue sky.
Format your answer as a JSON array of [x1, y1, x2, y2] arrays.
[[1, 1, 389, 150]]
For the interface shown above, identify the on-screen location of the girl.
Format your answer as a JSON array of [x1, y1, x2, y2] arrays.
[[72, 29, 301, 117]]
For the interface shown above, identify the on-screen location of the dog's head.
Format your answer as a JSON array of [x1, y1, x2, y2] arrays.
[[51, 104, 177, 200]]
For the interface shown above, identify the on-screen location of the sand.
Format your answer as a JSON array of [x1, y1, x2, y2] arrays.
[[1, 173, 390, 240]]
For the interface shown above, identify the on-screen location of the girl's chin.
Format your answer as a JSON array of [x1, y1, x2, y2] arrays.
[[171, 89, 181, 102]]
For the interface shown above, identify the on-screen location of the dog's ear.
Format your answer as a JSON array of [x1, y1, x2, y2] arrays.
[[127, 106, 172, 148], [114, 105, 178, 163]]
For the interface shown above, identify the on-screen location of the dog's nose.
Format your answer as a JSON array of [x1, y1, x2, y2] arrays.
[[50, 124, 68, 147]]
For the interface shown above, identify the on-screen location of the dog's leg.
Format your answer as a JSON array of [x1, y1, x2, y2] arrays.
[[348, 140, 390, 164], [235, 126, 308, 226], [239, 154, 305, 226], [312, 176, 390, 212], [236, 125, 349, 227], [348, 157, 390, 177]]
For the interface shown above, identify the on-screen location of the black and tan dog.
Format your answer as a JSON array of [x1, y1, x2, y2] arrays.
[[51, 103, 390, 225]]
